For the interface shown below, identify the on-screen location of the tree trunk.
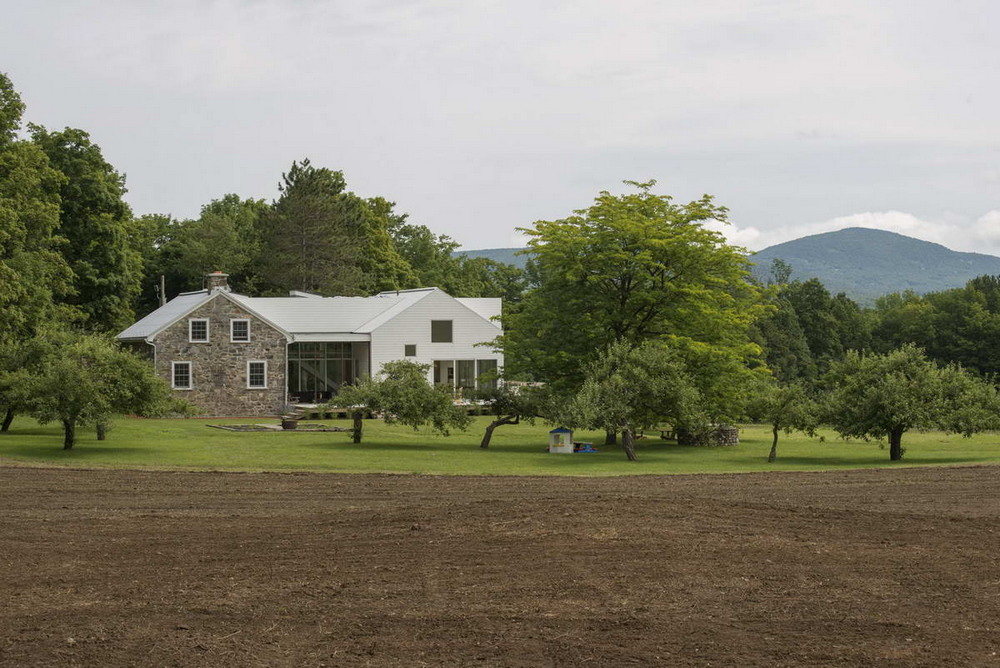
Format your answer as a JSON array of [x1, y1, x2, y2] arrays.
[[480, 415, 518, 449], [97, 422, 107, 441], [889, 427, 904, 461], [63, 419, 76, 450], [352, 411, 363, 444], [604, 429, 617, 446], [622, 428, 638, 461], [767, 425, 779, 463], [1, 407, 14, 432]]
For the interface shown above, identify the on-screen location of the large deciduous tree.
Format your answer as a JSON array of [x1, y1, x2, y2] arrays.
[[502, 180, 764, 389], [0, 72, 25, 144], [30, 125, 142, 332], [138, 195, 269, 309], [0, 74, 73, 341], [824, 344, 999, 461], [0, 73, 76, 427]]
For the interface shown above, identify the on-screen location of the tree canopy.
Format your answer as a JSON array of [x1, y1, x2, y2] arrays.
[[0, 73, 73, 343], [11, 332, 181, 449], [328, 360, 470, 444], [503, 180, 764, 389], [824, 344, 999, 461], [30, 125, 143, 332], [564, 340, 699, 460], [255, 160, 415, 296]]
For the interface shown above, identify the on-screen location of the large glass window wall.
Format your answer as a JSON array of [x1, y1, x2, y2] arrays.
[[288, 342, 356, 402], [433, 359, 499, 393]]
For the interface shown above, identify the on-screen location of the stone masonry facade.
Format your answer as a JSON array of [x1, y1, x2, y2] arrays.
[[152, 294, 288, 416]]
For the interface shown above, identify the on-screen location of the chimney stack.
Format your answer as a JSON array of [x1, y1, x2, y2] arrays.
[[205, 271, 230, 293]]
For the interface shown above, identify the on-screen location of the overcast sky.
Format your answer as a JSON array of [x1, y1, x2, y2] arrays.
[[3, 0, 999, 253]]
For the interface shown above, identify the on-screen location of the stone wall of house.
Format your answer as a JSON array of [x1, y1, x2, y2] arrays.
[[152, 295, 288, 416]]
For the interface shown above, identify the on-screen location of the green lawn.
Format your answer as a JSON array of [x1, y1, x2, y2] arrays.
[[1, 415, 999, 476]]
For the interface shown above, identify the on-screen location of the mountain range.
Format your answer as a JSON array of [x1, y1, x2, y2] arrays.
[[456, 228, 1000, 304]]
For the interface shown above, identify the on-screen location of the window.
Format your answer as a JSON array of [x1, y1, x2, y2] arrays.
[[247, 361, 267, 389], [404, 344, 417, 357], [189, 318, 209, 342], [287, 343, 356, 398], [477, 359, 498, 391], [457, 360, 476, 389], [172, 361, 192, 390], [431, 320, 453, 343], [230, 319, 250, 342]]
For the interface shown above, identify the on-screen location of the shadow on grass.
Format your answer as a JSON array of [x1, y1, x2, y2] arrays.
[[743, 454, 993, 468], [0, 440, 162, 460]]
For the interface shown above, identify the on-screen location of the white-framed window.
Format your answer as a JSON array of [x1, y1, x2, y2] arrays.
[[431, 320, 453, 343], [189, 318, 209, 342], [247, 360, 267, 389], [404, 344, 417, 357], [230, 319, 250, 342], [171, 361, 193, 390]]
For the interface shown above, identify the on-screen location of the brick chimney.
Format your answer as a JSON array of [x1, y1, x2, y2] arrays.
[[205, 271, 230, 293]]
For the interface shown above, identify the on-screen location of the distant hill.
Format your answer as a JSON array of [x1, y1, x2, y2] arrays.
[[457, 228, 1000, 304], [751, 227, 1000, 303], [454, 247, 528, 268]]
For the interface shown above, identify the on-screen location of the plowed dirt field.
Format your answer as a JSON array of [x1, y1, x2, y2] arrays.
[[1, 465, 999, 667]]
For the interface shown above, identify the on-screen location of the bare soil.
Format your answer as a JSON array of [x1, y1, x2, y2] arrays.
[[1, 465, 999, 667]]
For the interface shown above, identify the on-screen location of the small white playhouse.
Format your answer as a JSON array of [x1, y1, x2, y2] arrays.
[[548, 427, 574, 454]]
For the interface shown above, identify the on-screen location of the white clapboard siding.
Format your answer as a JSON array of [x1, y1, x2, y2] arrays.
[[368, 290, 502, 381]]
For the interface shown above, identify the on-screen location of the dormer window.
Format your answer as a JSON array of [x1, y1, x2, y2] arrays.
[[189, 318, 209, 343], [231, 319, 250, 342]]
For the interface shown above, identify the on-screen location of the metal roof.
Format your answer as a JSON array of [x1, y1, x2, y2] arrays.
[[118, 288, 469, 342], [227, 290, 432, 335], [455, 298, 501, 322], [117, 291, 212, 340]]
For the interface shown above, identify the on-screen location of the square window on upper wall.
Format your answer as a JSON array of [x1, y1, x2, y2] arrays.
[[405, 344, 417, 357], [231, 319, 250, 342], [189, 318, 209, 342], [431, 320, 452, 343]]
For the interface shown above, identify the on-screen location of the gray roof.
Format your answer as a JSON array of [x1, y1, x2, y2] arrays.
[[117, 287, 480, 342], [228, 290, 433, 335], [455, 298, 501, 321], [117, 291, 212, 340]]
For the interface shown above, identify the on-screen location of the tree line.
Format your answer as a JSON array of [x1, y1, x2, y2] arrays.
[[1, 72, 527, 340]]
